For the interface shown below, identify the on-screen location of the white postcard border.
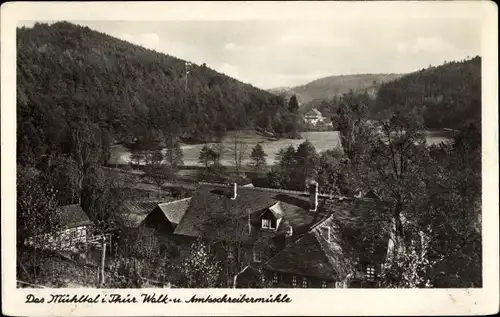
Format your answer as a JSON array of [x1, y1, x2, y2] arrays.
[[1, 1, 498, 316]]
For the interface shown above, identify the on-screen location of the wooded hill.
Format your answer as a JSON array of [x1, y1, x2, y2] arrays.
[[270, 73, 403, 105], [17, 22, 300, 166], [373, 56, 481, 129]]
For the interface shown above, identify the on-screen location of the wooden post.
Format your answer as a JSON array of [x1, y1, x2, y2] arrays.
[[100, 237, 106, 286]]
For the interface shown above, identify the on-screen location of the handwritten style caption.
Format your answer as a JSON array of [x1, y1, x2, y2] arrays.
[[25, 293, 292, 304]]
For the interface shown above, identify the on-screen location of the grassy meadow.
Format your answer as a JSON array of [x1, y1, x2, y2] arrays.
[[108, 130, 452, 167]]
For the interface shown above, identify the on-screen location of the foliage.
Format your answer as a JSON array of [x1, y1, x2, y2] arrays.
[[316, 149, 349, 195], [360, 109, 428, 252], [422, 122, 482, 287], [331, 102, 375, 163], [17, 165, 63, 249], [266, 141, 319, 190], [374, 57, 481, 129], [278, 73, 401, 105], [198, 145, 219, 168], [230, 137, 248, 174], [178, 240, 222, 288], [249, 143, 268, 172], [380, 227, 438, 288], [288, 95, 299, 113], [17, 21, 301, 167]]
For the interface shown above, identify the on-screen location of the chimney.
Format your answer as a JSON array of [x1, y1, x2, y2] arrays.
[[309, 181, 318, 212], [229, 183, 237, 200]]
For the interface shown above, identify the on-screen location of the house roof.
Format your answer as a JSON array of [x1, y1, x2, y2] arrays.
[[264, 230, 339, 280], [266, 202, 285, 219], [55, 204, 92, 229], [263, 198, 393, 280], [173, 184, 329, 240], [121, 200, 163, 215], [305, 109, 323, 117], [157, 198, 191, 225], [117, 200, 164, 228]]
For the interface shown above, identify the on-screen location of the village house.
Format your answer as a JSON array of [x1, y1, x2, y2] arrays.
[[304, 108, 326, 126], [173, 182, 330, 281], [115, 199, 191, 248], [260, 197, 394, 288], [112, 182, 394, 288], [140, 198, 192, 234], [24, 204, 93, 252], [170, 181, 395, 288]]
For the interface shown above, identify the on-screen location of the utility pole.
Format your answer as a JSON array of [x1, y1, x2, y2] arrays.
[[185, 61, 191, 91], [100, 236, 106, 286]]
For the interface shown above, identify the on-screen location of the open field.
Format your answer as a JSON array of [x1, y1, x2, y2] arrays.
[[108, 130, 453, 167]]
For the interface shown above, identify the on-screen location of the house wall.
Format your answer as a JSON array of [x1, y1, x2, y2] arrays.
[[25, 226, 88, 252], [142, 207, 175, 234], [262, 270, 339, 288]]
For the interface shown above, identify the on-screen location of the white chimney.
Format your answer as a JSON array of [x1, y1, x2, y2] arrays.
[[229, 183, 237, 200], [309, 181, 318, 211]]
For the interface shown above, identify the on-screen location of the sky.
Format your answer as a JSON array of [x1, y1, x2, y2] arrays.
[[19, 18, 482, 90]]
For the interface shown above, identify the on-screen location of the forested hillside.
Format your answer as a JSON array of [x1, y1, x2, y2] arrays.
[[373, 57, 481, 129], [271, 73, 402, 105], [17, 22, 300, 166]]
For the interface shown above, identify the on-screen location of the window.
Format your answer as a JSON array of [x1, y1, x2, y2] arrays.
[[273, 272, 279, 284], [253, 250, 262, 262], [262, 219, 271, 229], [292, 276, 297, 287], [321, 280, 328, 288], [320, 226, 331, 242], [302, 277, 308, 288], [366, 264, 376, 280]]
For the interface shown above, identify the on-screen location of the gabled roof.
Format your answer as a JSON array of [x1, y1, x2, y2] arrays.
[[157, 198, 191, 225], [263, 198, 393, 280], [121, 200, 163, 215], [264, 202, 285, 219], [117, 200, 164, 228], [173, 184, 328, 240], [305, 109, 323, 117], [55, 204, 92, 229], [264, 227, 340, 280]]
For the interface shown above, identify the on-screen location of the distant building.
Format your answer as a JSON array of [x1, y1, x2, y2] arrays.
[[24, 204, 93, 252], [304, 109, 326, 126]]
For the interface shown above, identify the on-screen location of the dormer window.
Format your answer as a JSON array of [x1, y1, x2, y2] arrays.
[[320, 226, 331, 242], [262, 219, 271, 229], [261, 219, 275, 229]]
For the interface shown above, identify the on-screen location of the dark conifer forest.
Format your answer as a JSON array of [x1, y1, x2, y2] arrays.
[[17, 22, 301, 166], [374, 57, 481, 129]]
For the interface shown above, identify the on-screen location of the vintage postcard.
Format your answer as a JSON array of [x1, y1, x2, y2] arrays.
[[1, 1, 498, 316]]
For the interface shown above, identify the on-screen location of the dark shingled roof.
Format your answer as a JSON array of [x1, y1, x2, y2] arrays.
[[117, 200, 164, 228], [264, 198, 393, 280], [121, 200, 163, 215], [56, 204, 92, 229], [157, 198, 191, 225], [174, 184, 329, 240]]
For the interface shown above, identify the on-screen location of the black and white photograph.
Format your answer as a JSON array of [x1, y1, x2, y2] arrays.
[[2, 1, 498, 315]]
